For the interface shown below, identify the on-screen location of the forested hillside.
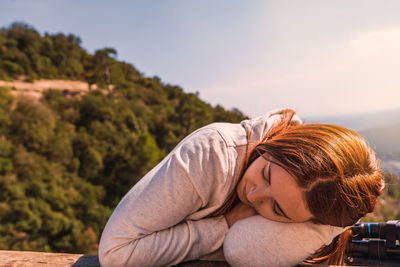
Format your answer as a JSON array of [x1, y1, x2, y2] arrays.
[[0, 22, 399, 255], [0, 23, 246, 254]]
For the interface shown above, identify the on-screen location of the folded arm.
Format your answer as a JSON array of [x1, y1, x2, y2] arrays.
[[99, 128, 232, 267], [224, 215, 345, 267]]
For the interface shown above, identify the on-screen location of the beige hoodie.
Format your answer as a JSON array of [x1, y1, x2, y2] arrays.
[[99, 109, 346, 267]]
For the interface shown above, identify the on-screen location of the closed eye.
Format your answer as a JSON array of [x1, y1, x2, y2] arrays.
[[272, 202, 281, 216], [262, 162, 280, 216], [263, 160, 292, 220]]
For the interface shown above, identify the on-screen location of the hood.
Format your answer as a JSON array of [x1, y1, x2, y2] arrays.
[[240, 108, 303, 144]]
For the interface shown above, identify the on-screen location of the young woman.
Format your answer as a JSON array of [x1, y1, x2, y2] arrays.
[[99, 108, 383, 267]]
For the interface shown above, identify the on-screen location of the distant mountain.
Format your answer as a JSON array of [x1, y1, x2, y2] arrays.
[[305, 108, 400, 132], [360, 123, 400, 175], [360, 123, 400, 154]]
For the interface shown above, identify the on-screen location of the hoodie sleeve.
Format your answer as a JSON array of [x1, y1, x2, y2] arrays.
[[99, 128, 232, 267], [223, 215, 347, 267]]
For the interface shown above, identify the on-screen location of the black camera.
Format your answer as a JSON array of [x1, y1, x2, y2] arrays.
[[347, 220, 400, 266]]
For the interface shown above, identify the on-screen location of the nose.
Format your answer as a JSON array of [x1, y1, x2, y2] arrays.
[[247, 184, 268, 205]]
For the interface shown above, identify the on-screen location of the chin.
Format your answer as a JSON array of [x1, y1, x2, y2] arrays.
[[235, 185, 244, 202]]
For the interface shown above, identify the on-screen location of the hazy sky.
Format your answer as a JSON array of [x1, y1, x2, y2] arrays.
[[2, 0, 400, 117]]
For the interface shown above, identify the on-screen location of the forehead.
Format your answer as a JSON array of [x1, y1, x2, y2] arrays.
[[269, 160, 312, 222]]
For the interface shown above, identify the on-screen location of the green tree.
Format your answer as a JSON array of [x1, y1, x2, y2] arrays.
[[9, 99, 56, 154], [86, 47, 117, 91], [0, 22, 248, 254], [0, 87, 13, 135]]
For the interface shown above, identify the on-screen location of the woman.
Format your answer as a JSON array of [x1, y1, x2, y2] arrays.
[[99, 108, 383, 267]]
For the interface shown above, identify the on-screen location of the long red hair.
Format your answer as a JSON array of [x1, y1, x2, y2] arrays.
[[250, 109, 384, 264]]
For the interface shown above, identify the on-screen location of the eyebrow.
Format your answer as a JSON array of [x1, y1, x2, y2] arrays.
[[269, 161, 292, 221]]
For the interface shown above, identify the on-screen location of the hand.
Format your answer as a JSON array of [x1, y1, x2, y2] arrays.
[[224, 201, 257, 227]]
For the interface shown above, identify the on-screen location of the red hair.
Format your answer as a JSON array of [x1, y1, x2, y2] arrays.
[[250, 109, 384, 264]]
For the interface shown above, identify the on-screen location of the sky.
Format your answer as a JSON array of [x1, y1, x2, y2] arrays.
[[1, 0, 400, 118]]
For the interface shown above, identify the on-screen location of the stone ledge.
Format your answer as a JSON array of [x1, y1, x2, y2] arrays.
[[0, 250, 343, 266], [0, 250, 99, 267], [0, 250, 230, 267]]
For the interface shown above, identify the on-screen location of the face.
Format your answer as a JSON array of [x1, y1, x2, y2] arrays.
[[236, 154, 313, 223]]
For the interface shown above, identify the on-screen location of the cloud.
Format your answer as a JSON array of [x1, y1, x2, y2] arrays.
[[201, 28, 400, 117], [349, 28, 400, 59]]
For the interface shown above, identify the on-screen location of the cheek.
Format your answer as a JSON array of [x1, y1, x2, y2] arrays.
[[253, 203, 273, 220]]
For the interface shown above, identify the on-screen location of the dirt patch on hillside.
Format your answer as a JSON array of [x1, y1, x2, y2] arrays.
[[0, 79, 99, 100]]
